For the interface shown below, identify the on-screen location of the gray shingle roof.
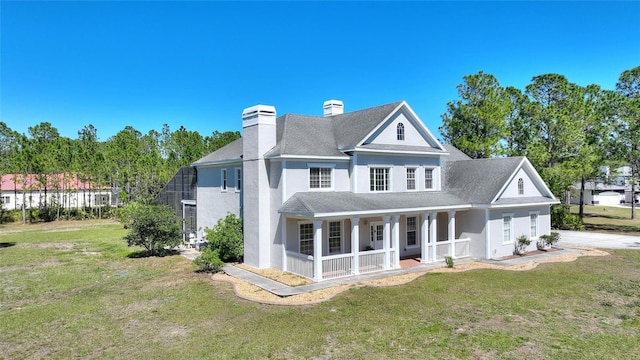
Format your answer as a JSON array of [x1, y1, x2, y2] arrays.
[[279, 191, 469, 217], [441, 144, 471, 161], [357, 143, 448, 154], [444, 157, 524, 204], [194, 101, 405, 162], [191, 137, 243, 166], [493, 196, 559, 206]]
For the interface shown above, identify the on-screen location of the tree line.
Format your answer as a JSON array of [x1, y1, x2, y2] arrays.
[[439, 66, 640, 220], [0, 121, 240, 221]]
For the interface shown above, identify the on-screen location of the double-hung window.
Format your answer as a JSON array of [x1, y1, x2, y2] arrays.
[[406, 168, 416, 190], [406, 216, 417, 246], [299, 223, 314, 255], [370, 168, 389, 191], [530, 212, 538, 238], [221, 169, 227, 191], [235, 168, 242, 192], [328, 221, 341, 254], [502, 214, 513, 243], [425, 168, 434, 189], [309, 167, 332, 189]]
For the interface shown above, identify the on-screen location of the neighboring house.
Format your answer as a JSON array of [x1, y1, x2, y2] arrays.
[[0, 174, 112, 210], [570, 166, 639, 205], [192, 100, 559, 281]]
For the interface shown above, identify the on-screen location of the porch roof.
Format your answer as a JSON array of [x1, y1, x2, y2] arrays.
[[279, 191, 470, 218]]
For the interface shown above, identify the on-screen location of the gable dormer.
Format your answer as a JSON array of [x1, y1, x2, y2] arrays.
[[360, 102, 444, 150]]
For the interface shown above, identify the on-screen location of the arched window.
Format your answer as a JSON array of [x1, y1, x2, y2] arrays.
[[397, 123, 405, 140], [518, 178, 524, 195]]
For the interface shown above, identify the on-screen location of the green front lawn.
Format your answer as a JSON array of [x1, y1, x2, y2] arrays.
[[1, 220, 640, 359], [571, 205, 640, 236]]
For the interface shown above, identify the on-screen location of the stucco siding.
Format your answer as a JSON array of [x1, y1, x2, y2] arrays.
[[281, 160, 350, 201], [456, 209, 486, 259]]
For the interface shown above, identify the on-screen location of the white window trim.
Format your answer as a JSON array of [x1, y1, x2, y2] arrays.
[[405, 167, 417, 192], [502, 213, 514, 244], [397, 122, 405, 141], [298, 221, 314, 255], [328, 220, 343, 254], [368, 166, 392, 192], [529, 211, 540, 239], [405, 216, 419, 249], [221, 168, 228, 192], [424, 166, 439, 191], [235, 167, 242, 192], [518, 178, 524, 196], [307, 163, 335, 191]]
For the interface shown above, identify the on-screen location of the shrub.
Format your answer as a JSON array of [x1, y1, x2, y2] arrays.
[[204, 213, 243, 262], [551, 204, 584, 230], [539, 231, 561, 248], [514, 234, 531, 255], [444, 256, 454, 268], [123, 204, 182, 255], [193, 248, 225, 272]]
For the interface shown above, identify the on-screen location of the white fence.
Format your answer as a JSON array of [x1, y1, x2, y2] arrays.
[[454, 238, 470, 258]]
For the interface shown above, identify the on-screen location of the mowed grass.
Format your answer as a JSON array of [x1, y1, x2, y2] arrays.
[[1, 220, 640, 359], [571, 205, 640, 236]]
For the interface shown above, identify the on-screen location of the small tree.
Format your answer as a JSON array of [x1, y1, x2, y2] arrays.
[[204, 213, 243, 262], [123, 204, 182, 255]]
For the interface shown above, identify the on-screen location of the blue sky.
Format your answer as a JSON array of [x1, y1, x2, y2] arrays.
[[1, 1, 639, 141]]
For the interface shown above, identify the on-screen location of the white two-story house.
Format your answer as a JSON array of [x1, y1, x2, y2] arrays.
[[192, 100, 558, 281]]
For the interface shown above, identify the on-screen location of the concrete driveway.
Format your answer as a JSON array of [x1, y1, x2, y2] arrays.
[[557, 230, 640, 250]]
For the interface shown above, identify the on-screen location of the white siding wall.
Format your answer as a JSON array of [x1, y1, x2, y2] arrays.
[[456, 209, 486, 259], [367, 112, 430, 147], [281, 160, 350, 201], [354, 154, 440, 193], [500, 168, 544, 198], [487, 206, 551, 259], [196, 165, 241, 232]]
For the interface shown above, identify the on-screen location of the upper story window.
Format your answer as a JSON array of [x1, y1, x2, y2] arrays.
[[235, 168, 242, 192], [406, 168, 416, 190], [370, 168, 390, 192], [397, 123, 405, 140], [518, 178, 524, 195], [309, 167, 332, 189], [221, 169, 227, 191], [425, 168, 434, 189]]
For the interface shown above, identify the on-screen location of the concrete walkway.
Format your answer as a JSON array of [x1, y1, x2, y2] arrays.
[[557, 230, 640, 250], [216, 248, 584, 297]]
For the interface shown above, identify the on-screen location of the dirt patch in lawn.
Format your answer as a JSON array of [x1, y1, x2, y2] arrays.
[[212, 247, 609, 306]]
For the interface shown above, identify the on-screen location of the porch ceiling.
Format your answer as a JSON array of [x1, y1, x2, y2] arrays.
[[279, 191, 469, 217]]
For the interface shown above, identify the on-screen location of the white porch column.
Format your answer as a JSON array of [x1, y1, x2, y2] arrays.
[[351, 217, 360, 275], [383, 215, 391, 270], [393, 214, 401, 269], [430, 212, 438, 261], [313, 220, 323, 281], [420, 212, 429, 263], [449, 211, 456, 257]]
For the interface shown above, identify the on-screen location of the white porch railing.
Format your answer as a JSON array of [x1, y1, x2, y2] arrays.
[[436, 242, 450, 260], [390, 249, 397, 268], [322, 253, 353, 280], [454, 238, 470, 258], [286, 251, 313, 279], [434, 238, 471, 260], [359, 249, 385, 274]]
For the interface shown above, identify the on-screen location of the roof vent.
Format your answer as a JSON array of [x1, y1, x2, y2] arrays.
[[323, 100, 344, 117]]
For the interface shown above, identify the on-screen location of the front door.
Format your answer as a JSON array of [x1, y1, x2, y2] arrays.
[[370, 222, 384, 250]]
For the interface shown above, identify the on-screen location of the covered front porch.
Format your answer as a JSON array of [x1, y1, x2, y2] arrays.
[[282, 211, 470, 281]]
